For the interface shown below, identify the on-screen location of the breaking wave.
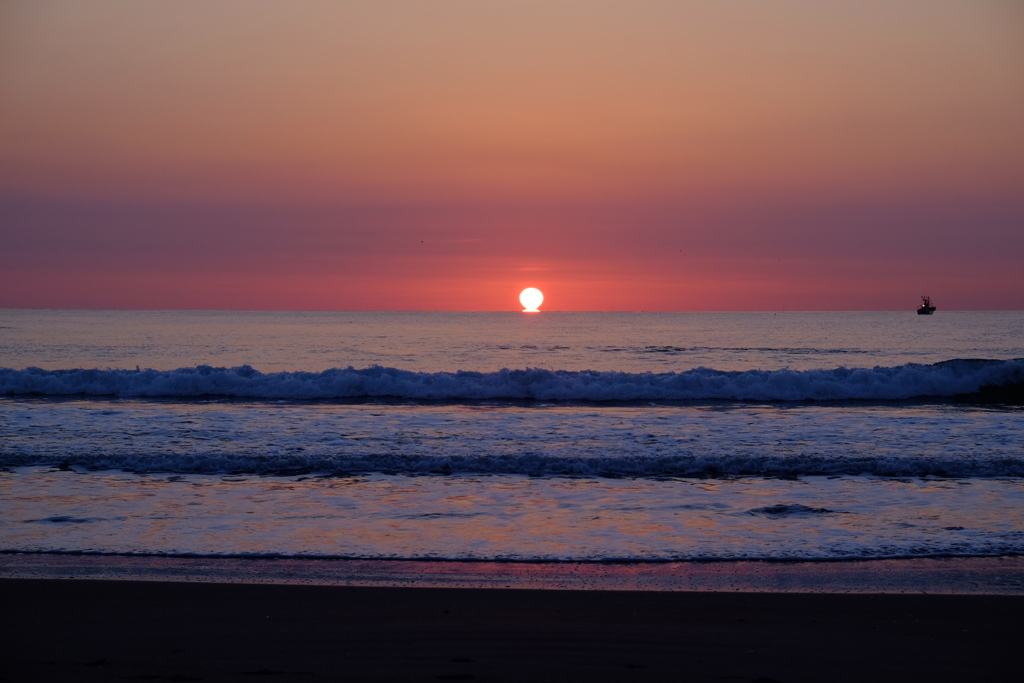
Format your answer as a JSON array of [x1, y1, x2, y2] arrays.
[[2, 358, 1022, 402]]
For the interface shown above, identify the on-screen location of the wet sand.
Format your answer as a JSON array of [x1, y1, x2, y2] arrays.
[[4, 553, 1024, 593], [3, 578, 1021, 682]]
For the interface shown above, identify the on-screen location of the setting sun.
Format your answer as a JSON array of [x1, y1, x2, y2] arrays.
[[519, 288, 544, 312]]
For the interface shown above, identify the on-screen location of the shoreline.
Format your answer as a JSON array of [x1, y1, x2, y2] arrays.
[[3, 553, 1023, 593]]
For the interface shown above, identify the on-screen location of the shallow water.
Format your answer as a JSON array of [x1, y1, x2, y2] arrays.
[[5, 468, 1024, 560]]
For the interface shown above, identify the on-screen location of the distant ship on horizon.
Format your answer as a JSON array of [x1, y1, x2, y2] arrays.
[[917, 295, 936, 315]]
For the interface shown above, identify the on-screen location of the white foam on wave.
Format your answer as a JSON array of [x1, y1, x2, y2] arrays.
[[1, 358, 1022, 401]]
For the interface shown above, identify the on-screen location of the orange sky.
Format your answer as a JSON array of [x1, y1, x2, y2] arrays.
[[1, 1, 1022, 309]]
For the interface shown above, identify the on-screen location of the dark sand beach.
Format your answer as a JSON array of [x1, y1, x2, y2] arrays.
[[4, 575, 1021, 683]]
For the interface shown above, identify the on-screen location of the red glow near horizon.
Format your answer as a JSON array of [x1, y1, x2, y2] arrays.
[[0, 197, 1022, 310]]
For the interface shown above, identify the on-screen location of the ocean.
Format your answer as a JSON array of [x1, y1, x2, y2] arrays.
[[1, 309, 1023, 570]]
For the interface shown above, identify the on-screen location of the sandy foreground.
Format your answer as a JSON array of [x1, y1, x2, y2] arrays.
[[3, 557, 1023, 683]]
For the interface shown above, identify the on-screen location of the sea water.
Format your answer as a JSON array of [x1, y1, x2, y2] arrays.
[[1, 310, 1023, 562]]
